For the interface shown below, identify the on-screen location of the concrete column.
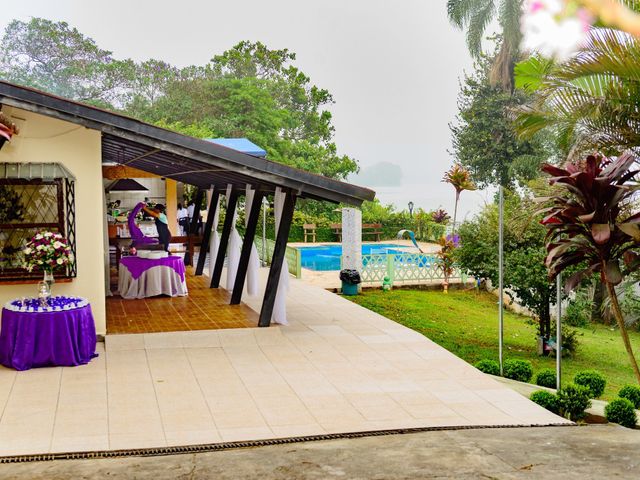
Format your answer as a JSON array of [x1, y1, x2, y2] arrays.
[[342, 208, 362, 273], [165, 178, 177, 235]]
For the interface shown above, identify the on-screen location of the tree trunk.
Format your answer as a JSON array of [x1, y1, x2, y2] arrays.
[[452, 191, 460, 235], [539, 303, 551, 339], [605, 280, 640, 384]]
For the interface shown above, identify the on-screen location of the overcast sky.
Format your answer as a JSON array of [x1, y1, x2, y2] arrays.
[[1, 0, 496, 219]]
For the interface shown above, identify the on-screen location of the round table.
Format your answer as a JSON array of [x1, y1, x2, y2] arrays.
[[118, 255, 188, 299], [0, 304, 97, 371]]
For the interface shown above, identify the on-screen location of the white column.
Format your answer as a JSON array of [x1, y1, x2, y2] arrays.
[[342, 208, 362, 273]]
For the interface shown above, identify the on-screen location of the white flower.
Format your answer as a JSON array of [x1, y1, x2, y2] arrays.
[[56, 258, 64, 265], [44, 232, 53, 237], [35, 234, 43, 240], [36, 245, 44, 251], [24, 248, 32, 255], [53, 241, 63, 249], [521, 0, 592, 61]]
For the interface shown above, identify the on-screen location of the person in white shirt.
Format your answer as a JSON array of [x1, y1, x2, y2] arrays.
[[177, 203, 189, 235]]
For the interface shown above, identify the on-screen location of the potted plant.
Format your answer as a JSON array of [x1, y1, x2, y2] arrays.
[[0, 112, 19, 149]]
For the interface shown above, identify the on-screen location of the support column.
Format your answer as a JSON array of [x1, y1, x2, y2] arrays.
[[165, 179, 178, 236], [184, 188, 204, 266], [210, 188, 239, 288], [195, 187, 220, 276], [189, 189, 204, 235], [258, 192, 296, 327], [231, 190, 264, 304]]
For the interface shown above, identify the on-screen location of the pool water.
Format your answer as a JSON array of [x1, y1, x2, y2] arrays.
[[298, 243, 409, 271]]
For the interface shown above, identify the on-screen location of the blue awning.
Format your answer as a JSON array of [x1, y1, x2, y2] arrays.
[[205, 138, 267, 158]]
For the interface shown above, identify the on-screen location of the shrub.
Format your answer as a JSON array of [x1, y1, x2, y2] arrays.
[[530, 390, 559, 414], [535, 369, 557, 388], [503, 359, 533, 382], [619, 385, 640, 409], [474, 359, 500, 376], [564, 291, 592, 328], [550, 322, 581, 357], [573, 370, 606, 398], [557, 384, 592, 421], [605, 398, 638, 429]]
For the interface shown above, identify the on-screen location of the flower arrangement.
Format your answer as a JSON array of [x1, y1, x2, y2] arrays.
[[22, 231, 74, 273]]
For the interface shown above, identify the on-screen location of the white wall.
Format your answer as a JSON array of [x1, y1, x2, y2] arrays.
[[0, 107, 107, 334]]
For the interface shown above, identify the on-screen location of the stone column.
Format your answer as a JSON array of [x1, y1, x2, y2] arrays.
[[342, 208, 362, 275]]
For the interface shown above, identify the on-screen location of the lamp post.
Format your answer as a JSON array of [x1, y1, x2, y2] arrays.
[[408, 201, 414, 217]]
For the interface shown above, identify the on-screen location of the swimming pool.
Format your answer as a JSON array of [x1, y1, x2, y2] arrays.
[[297, 243, 410, 271]]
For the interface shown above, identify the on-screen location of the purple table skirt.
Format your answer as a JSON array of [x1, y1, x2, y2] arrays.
[[120, 255, 186, 282], [0, 305, 97, 371]]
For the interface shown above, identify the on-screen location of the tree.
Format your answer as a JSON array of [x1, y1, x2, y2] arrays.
[[515, 29, 640, 158], [442, 163, 476, 231], [0, 18, 132, 107], [540, 153, 640, 383], [456, 190, 559, 338], [450, 54, 553, 189], [447, 0, 523, 91]]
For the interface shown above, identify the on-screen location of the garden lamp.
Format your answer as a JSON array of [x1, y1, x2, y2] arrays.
[[408, 201, 414, 217]]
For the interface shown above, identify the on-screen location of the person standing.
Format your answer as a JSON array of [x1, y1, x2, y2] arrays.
[[142, 204, 171, 252], [177, 203, 189, 236]]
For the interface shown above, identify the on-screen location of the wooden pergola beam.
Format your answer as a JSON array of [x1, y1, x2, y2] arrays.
[[195, 186, 220, 276], [258, 192, 296, 327], [210, 188, 239, 289], [230, 190, 264, 305]]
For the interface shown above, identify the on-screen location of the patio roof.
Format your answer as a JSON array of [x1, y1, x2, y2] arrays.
[[0, 80, 375, 205]]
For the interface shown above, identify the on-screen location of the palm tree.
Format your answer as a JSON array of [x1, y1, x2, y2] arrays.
[[447, 0, 523, 91], [443, 163, 476, 233], [515, 28, 640, 157]]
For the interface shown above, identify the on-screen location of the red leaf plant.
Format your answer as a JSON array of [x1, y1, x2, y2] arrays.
[[540, 153, 640, 383]]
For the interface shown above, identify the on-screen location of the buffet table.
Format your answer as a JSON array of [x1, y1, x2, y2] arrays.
[[0, 298, 97, 371], [118, 255, 188, 299]]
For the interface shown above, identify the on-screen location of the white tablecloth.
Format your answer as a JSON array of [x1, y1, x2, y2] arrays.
[[118, 265, 188, 299]]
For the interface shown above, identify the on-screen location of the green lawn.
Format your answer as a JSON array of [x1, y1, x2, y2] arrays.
[[348, 288, 640, 400]]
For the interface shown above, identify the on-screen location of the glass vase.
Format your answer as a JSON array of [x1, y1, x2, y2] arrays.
[[43, 270, 55, 288]]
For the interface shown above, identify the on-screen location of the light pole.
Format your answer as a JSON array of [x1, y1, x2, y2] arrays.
[[498, 185, 504, 376], [408, 201, 414, 217]]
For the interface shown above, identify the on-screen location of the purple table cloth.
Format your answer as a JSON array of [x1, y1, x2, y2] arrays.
[[0, 305, 97, 371], [120, 256, 186, 282]]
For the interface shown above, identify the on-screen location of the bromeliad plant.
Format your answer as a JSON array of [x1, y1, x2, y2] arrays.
[[22, 231, 74, 274], [540, 153, 640, 383]]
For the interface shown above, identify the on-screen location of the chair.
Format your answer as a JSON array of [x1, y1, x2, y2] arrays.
[[303, 223, 317, 243]]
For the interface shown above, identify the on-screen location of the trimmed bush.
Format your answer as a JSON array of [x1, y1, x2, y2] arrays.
[[605, 398, 638, 429], [557, 384, 592, 421], [474, 359, 500, 376], [574, 370, 606, 398], [619, 385, 640, 409], [503, 359, 533, 382], [530, 390, 559, 414], [535, 369, 557, 388]]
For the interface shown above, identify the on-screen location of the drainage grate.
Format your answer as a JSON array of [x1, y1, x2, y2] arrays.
[[0, 422, 573, 464]]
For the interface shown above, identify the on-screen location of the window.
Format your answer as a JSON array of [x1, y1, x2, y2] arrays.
[[0, 163, 76, 281]]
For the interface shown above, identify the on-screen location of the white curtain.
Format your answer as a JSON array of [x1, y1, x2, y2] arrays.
[[102, 187, 112, 296], [244, 184, 261, 296], [207, 193, 221, 278], [272, 187, 289, 325], [226, 184, 242, 290]]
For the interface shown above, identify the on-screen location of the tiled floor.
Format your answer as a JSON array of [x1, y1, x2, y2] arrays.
[[0, 268, 570, 456], [106, 270, 258, 333]]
